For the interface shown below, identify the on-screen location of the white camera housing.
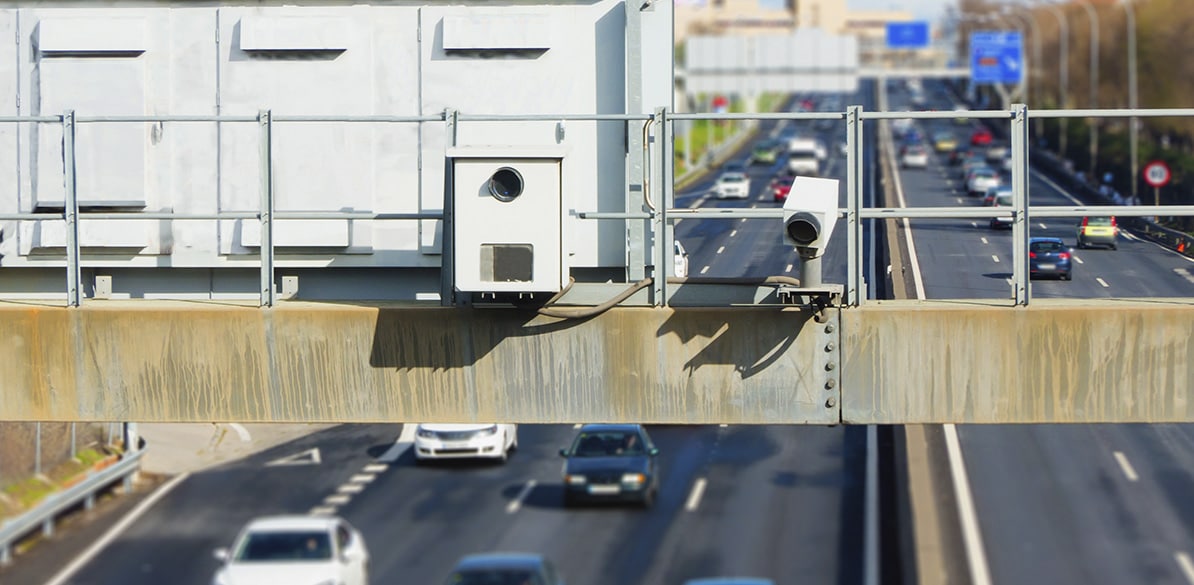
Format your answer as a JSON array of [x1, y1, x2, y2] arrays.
[[782, 176, 840, 259]]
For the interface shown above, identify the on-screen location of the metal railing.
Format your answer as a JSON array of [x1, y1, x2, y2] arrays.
[[1, 106, 1192, 308], [0, 448, 144, 565]]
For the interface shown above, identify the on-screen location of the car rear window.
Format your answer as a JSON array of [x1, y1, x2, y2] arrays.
[[1030, 241, 1065, 253], [235, 531, 332, 562], [995, 194, 1013, 206], [1086, 217, 1113, 226], [450, 569, 543, 585]]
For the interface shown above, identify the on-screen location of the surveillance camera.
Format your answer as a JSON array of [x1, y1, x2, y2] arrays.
[[782, 176, 840, 259]]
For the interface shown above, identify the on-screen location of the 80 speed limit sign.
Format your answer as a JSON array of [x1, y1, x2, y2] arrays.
[[1144, 160, 1171, 187]]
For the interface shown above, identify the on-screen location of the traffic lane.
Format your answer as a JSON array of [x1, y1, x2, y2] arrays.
[[55, 423, 402, 585], [959, 425, 1194, 585], [1114, 425, 1194, 548], [635, 426, 866, 585]]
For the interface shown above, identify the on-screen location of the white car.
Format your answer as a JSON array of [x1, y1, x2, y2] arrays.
[[901, 145, 929, 169], [966, 168, 1001, 196], [212, 515, 369, 585], [673, 240, 689, 278], [414, 424, 517, 462], [713, 172, 751, 199]]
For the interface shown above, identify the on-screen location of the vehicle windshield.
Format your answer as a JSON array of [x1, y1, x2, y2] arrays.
[[720, 174, 746, 183], [570, 431, 645, 457], [449, 569, 543, 585], [995, 195, 1013, 206], [791, 149, 817, 158], [1031, 241, 1065, 253], [234, 531, 332, 562]]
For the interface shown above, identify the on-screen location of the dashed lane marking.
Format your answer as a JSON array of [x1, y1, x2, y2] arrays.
[[506, 480, 538, 514], [362, 463, 388, 474], [992, 255, 1000, 263], [1073, 255, 1084, 265], [1176, 268, 1194, 284], [337, 483, 365, 495], [349, 474, 376, 484], [325, 494, 351, 506], [685, 478, 708, 512], [716, 246, 726, 254], [700, 265, 710, 275], [730, 229, 738, 237], [1176, 552, 1194, 585], [1113, 451, 1139, 482], [786, 264, 794, 273], [309, 506, 338, 516], [980, 237, 988, 245], [1097, 277, 1110, 288]]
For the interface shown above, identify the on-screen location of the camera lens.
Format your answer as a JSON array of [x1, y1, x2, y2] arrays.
[[489, 168, 524, 202]]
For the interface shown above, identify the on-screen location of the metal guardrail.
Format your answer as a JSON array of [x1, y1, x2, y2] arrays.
[[2, 106, 1193, 308], [0, 449, 144, 565]]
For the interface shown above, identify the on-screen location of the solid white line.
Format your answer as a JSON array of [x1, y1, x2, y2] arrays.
[[992, 255, 1000, 263], [228, 423, 252, 442], [943, 424, 994, 585], [1073, 255, 1084, 265], [685, 477, 708, 511], [980, 237, 989, 245], [1097, 277, 1110, 288], [1113, 451, 1139, 482], [45, 472, 192, 585], [730, 229, 738, 237], [716, 246, 726, 254], [886, 122, 926, 299], [864, 425, 879, 585], [506, 480, 538, 514], [1176, 552, 1194, 585]]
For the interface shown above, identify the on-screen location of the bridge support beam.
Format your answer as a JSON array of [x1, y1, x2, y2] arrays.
[[1, 299, 1191, 424]]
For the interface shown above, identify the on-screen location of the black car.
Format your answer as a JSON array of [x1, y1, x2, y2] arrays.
[[559, 424, 659, 507]]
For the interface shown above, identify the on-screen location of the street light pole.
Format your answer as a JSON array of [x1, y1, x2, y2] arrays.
[[1124, 0, 1139, 202], [1042, 2, 1069, 160], [1075, 0, 1100, 180]]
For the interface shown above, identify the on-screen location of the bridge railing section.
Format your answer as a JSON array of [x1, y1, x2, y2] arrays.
[[2, 107, 1192, 308]]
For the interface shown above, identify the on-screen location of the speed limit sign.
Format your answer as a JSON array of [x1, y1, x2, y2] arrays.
[[1144, 160, 1171, 187]]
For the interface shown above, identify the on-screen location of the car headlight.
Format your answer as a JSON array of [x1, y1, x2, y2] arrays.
[[417, 428, 437, 439], [621, 473, 646, 485], [566, 474, 587, 485], [478, 425, 499, 436]]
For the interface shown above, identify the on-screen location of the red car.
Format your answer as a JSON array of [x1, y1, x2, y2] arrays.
[[771, 173, 795, 202], [971, 128, 993, 146]]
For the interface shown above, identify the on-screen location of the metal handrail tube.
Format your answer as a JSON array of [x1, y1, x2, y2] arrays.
[[74, 115, 258, 123], [670, 112, 844, 121], [862, 110, 1011, 120], [456, 113, 650, 122]]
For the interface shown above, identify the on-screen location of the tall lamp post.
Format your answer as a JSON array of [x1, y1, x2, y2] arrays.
[[1124, 0, 1139, 203], [1041, 2, 1069, 160], [1075, 0, 1100, 179]]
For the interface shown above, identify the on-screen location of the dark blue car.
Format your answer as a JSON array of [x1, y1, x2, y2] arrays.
[[559, 424, 659, 507], [1029, 237, 1073, 280]]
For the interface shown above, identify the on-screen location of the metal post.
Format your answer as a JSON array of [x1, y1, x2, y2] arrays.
[[63, 110, 81, 307], [1076, 0, 1099, 178], [1125, 0, 1139, 202], [1011, 104, 1031, 306], [800, 257, 822, 289], [70, 423, 77, 460], [258, 110, 275, 307], [655, 107, 669, 306], [625, 1, 647, 282], [846, 105, 864, 307], [441, 108, 459, 306], [1043, 4, 1069, 159]]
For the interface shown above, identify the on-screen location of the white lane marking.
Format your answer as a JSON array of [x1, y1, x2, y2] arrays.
[[337, 483, 365, 494], [716, 246, 726, 254], [864, 425, 879, 585], [362, 463, 388, 474], [785, 264, 794, 273], [309, 505, 338, 516], [741, 218, 747, 223], [1073, 255, 1084, 265], [45, 472, 192, 585], [1176, 268, 1194, 284], [956, 198, 964, 204], [980, 237, 989, 245], [730, 229, 738, 237], [573, 423, 583, 429], [506, 479, 538, 514], [325, 494, 351, 505], [719, 424, 728, 428], [228, 423, 252, 442], [1096, 277, 1110, 288], [349, 473, 376, 484], [266, 447, 321, 467], [944, 425, 994, 585], [1113, 451, 1139, 482], [971, 221, 978, 228], [1005, 278, 1014, 286], [992, 255, 1000, 263], [377, 425, 417, 463], [1177, 552, 1194, 585], [886, 122, 926, 299], [685, 477, 708, 512], [700, 265, 710, 275], [1038, 223, 1048, 230]]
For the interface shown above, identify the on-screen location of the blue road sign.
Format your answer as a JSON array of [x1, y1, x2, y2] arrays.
[[886, 21, 930, 49], [970, 31, 1023, 84]]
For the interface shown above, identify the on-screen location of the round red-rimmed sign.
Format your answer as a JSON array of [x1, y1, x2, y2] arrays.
[[1144, 160, 1171, 188]]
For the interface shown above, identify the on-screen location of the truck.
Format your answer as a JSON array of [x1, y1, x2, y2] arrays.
[[787, 137, 821, 176]]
